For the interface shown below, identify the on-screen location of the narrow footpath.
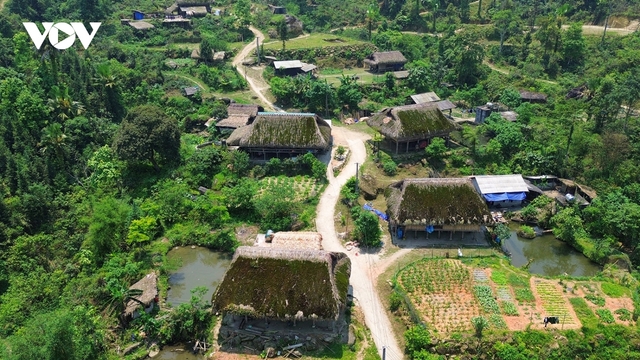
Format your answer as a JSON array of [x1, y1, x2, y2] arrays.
[[232, 26, 275, 111], [316, 127, 405, 360]]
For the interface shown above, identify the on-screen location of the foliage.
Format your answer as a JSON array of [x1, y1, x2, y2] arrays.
[[404, 325, 431, 358], [501, 301, 519, 316], [113, 105, 180, 170], [383, 160, 398, 176], [515, 288, 535, 303], [355, 211, 382, 247], [614, 308, 632, 321], [474, 285, 500, 314], [471, 316, 488, 339], [493, 223, 511, 241], [490, 271, 507, 285], [518, 225, 536, 239], [390, 291, 403, 311], [601, 282, 630, 298], [585, 293, 606, 306], [595, 308, 615, 324], [424, 137, 447, 161]]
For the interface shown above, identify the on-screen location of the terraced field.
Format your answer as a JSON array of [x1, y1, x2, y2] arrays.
[[533, 279, 579, 327]]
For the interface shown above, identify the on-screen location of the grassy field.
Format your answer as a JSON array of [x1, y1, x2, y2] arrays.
[[317, 68, 385, 86], [263, 33, 366, 50]]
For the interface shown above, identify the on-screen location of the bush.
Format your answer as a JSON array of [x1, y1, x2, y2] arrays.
[[383, 160, 398, 175], [404, 326, 431, 358], [596, 309, 615, 324], [518, 225, 536, 239], [614, 308, 632, 321], [355, 211, 382, 247], [585, 294, 606, 306], [390, 291, 403, 312]]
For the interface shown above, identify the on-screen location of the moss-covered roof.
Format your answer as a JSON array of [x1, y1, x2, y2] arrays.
[[366, 103, 459, 141], [387, 178, 493, 225], [212, 247, 350, 320], [225, 113, 331, 150]]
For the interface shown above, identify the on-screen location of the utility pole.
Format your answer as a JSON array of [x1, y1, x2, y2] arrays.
[[256, 37, 260, 64], [382, 346, 386, 360], [325, 79, 329, 118], [355, 162, 359, 196]]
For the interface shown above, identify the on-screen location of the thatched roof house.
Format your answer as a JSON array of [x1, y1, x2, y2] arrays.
[[364, 51, 407, 73], [226, 112, 331, 159], [366, 103, 459, 153], [124, 272, 158, 318], [212, 246, 351, 321], [387, 178, 493, 237], [213, 103, 262, 130]]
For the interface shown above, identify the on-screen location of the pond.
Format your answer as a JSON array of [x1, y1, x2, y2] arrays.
[[154, 345, 206, 360], [165, 246, 232, 307], [501, 227, 601, 277]]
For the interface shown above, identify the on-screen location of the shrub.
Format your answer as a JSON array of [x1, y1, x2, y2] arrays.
[[614, 308, 632, 321], [585, 294, 605, 306], [390, 291, 403, 312], [383, 160, 398, 175], [355, 211, 382, 247], [518, 225, 536, 239], [404, 326, 431, 357], [596, 309, 615, 324], [336, 145, 346, 155]]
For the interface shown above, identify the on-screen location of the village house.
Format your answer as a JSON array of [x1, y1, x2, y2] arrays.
[[210, 103, 262, 131], [191, 49, 226, 63], [364, 51, 407, 73], [407, 92, 457, 116], [366, 102, 459, 153], [212, 246, 351, 343], [273, 60, 317, 77], [470, 174, 530, 207], [179, 5, 209, 17], [123, 272, 158, 321], [225, 112, 332, 160], [386, 178, 494, 242], [182, 86, 199, 97]]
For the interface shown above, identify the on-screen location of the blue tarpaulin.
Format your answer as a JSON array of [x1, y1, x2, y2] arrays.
[[483, 192, 526, 201], [363, 204, 389, 221], [426, 225, 434, 233]]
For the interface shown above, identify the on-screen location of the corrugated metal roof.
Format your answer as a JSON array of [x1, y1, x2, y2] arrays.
[[259, 112, 316, 116], [472, 175, 529, 194], [411, 92, 441, 104], [435, 99, 456, 111], [273, 60, 303, 69], [393, 70, 409, 79], [300, 63, 317, 72]]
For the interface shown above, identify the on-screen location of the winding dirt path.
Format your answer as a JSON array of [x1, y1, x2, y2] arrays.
[[316, 127, 405, 360], [232, 26, 275, 111]]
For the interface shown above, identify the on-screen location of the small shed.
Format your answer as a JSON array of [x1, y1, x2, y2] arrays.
[[471, 174, 529, 207], [474, 102, 498, 123], [393, 70, 409, 79], [128, 21, 155, 30], [273, 60, 317, 76], [268, 4, 287, 14], [435, 100, 456, 116], [179, 6, 208, 17], [124, 272, 158, 320], [409, 92, 441, 104], [163, 16, 191, 27], [183, 86, 199, 97], [364, 51, 407, 73], [133, 10, 145, 20], [519, 90, 547, 103]]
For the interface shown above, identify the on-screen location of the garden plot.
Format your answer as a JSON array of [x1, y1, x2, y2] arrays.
[[569, 281, 635, 326], [258, 176, 322, 201], [532, 278, 581, 329], [398, 259, 482, 335]]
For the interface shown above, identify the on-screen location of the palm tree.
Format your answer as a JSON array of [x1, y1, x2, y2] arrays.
[[40, 123, 68, 161], [47, 86, 85, 121], [104, 279, 145, 326]]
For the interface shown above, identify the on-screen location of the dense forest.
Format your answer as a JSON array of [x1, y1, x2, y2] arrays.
[[0, 0, 639, 358]]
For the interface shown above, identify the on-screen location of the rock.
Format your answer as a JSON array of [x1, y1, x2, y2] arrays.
[[285, 15, 303, 37], [148, 348, 160, 358], [359, 173, 378, 200], [347, 326, 356, 346], [323, 336, 335, 343], [122, 342, 141, 355], [266, 347, 277, 358], [191, 245, 196, 249]]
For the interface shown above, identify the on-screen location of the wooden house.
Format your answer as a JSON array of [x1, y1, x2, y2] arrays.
[[123, 272, 158, 321], [366, 102, 459, 153], [225, 112, 331, 159], [364, 51, 407, 73], [212, 103, 262, 131], [386, 178, 493, 240], [519, 90, 547, 103], [212, 246, 350, 327]]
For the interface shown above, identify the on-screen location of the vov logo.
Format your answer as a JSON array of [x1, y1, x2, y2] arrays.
[[23, 22, 101, 50]]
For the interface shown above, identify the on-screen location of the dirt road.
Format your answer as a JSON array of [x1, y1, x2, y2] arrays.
[[316, 127, 405, 360], [232, 26, 275, 111]]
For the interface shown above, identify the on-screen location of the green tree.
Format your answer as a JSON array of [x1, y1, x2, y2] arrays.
[[278, 18, 288, 51], [355, 211, 382, 247], [471, 316, 488, 340], [460, 0, 470, 22], [83, 197, 131, 264], [404, 325, 431, 358], [407, 65, 431, 93], [561, 23, 586, 70], [366, 2, 380, 40], [337, 75, 363, 111], [253, 180, 299, 231], [113, 105, 180, 171], [500, 88, 521, 110], [492, 10, 516, 55], [425, 137, 447, 160]]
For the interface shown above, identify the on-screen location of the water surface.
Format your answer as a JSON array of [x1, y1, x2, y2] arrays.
[[501, 228, 601, 277], [166, 246, 232, 306]]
